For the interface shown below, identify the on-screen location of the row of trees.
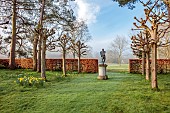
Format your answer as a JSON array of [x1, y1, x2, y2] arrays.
[[111, 0, 169, 90], [130, 0, 170, 90], [0, 0, 91, 79]]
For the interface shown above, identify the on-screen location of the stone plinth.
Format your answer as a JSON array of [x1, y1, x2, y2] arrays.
[[97, 64, 108, 80]]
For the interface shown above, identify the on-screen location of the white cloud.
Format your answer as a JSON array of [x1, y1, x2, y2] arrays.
[[75, 0, 100, 25]]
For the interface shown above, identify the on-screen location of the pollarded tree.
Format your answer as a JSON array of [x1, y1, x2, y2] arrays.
[[131, 31, 151, 80], [131, 33, 146, 76], [57, 33, 72, 76], [133, 0, 169, 90], [70, 21, 91, 73], [35, 0, 75, 75], [111, 35, 128, 66], [33, 0, 73, 77], [32, 0, 55, 72], [49, 1, 76, 76], [71, 40, 88, 73], [35, 0, 58, 76]]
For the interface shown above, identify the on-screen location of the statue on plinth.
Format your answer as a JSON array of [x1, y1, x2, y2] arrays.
[[98, 48, 108, 80]]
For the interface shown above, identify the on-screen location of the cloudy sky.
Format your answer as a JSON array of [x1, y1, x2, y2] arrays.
[[74, 0, 144, 53]]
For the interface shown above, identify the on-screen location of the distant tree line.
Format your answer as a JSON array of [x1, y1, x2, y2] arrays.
[[104, 35, 129, 65]]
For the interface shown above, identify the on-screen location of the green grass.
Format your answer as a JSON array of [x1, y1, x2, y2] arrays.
[[107, 64, 129, 72], [0, 66, 170, 113]]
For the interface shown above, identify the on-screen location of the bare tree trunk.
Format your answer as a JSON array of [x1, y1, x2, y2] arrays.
[[37, 36, 41, 72], [33, 35, 38, 71], [9, 0, 16, 70], [142, 51, 145, 75], [41, 38, 46, 80], [78, 54, 81, 73], [62, 50, 66, 76], [118, 55, 121, 66], [37, 0, 45, 72], [151, 43, 158, 89], [145, 51, 150, 80]]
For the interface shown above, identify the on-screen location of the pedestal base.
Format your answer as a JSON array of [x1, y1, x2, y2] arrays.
[[97, 75, 108, 80], [97, 64, 108, 80]]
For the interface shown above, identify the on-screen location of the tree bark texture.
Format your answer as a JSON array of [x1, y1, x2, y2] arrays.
[[62, 50, 66, 76], [145, 51, 150, 80], [151, 43, 158, 89], [150, 25, 158, 90], [142, 51, 145, 75], [78, 54, 81, 73], [9, 0, 17, 69], [37, 36, 41, 72], [41, 38, 46, 79], [33, 35, 38, 71]]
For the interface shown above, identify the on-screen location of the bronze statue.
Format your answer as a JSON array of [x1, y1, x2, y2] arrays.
[[100, 49, 106, 64]]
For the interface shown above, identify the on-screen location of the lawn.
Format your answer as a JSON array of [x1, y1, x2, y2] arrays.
[[107, 64, 129, 72], [0, 64, 170, 113]]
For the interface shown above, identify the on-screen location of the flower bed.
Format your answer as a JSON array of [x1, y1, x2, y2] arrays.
[[15, 74, 45, 87]]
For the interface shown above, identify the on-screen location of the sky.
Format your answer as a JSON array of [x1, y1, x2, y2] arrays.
[[74, 0, 145, 53]]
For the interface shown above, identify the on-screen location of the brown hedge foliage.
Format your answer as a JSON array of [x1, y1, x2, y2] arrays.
[[129, 59, 170, 74], [0, 59, 9, 67], [0, 58, 98, 73]]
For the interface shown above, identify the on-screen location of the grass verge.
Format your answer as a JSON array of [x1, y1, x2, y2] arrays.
[[0, 68, 170, 113]]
